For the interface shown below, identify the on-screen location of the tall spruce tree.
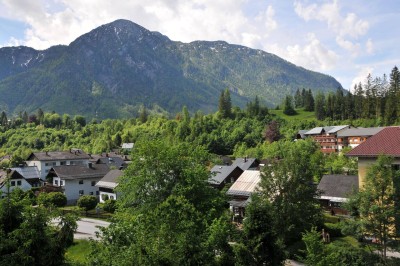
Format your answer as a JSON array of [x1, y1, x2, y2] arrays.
[[218, 89, 232, 119]]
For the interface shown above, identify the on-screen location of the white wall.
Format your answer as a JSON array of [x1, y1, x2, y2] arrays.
[[57, 178, 100, 205]]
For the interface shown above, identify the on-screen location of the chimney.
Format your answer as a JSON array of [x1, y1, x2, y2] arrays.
[[88, 162, 93, 169], [244, 156, 247, 162], [106, 153, 109, 157]]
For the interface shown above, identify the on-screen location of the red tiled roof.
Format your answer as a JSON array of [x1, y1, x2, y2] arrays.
[[347, 127, 400, 157]]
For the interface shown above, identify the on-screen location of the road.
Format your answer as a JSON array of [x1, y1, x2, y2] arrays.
[[74, 217, 110, 240]]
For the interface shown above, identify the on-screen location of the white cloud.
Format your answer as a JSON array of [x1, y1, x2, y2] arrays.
[[335, 36, 360, 57], [294, 0, 369, 54], [366, 38, 374, 54], [0, 0, 278, 50], [267, 33, 338, 71], [351, 66, 374, 90]]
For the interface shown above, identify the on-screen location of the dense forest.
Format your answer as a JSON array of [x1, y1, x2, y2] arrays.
[[284, 66, 400, 126]]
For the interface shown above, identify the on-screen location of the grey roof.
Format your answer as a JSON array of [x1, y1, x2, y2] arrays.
[[337, 127, 385, 137], [122, 143, 134, 149], [226, 170, 261, 197], [297, 129, 309, 139], [96, 169, 123, 189], [317, 174, 358, 200], [229, 198, 251, 208], [48, 164, 109, 180], [11, 166, 41, 180], [232, 158, 257, 171], [326, 125, 349, 134], [96, 157, 127, 169], [27, 150, 90, 161], [209, 165, 240, 185], [0, 170, 25, 188], [305, 127, 326, 135]]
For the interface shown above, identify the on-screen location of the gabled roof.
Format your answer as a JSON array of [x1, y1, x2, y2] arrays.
[[96, 169, 123, 189], [347, 127, 400, 157], [48, 164, 109, 180], [337, 127, 385, 137], [26, 150, 90, 161], [305, 125, 349, 135], [11, 166, 41, 180], [0, 169, 25, 188], [317, 174, 358, 202], [326, 125, 349, 134], [232, 158, 257, 171], [226, 170, 261, 197], [96, 157, 127, 169], [208, 165, 242, 185]]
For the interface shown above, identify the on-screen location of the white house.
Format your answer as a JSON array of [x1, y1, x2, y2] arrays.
[[96, 169, 123, 203], [0, 169, 34, 196], [47, 163, 109, 205], [25, 149, 90, 180]]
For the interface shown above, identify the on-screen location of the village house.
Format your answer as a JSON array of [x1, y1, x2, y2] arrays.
[[303, 125, 350, 154], [96, 169, 123, 203], [226, 170, 261, 222], [11, 165, 43, 188], [0, 168, 42, 196], [25, 149, 90, 180], [208, 165, 243, 189], [317, 174, 358, 215], [347, 127, 400, 188], [231, 157, 259, 171], [336, 127, 384, 151], [47, 162, 109, 205]]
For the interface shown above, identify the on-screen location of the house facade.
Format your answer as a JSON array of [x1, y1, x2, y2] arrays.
[[26, 149, 90, 180], [303, 125, 350, 154], [226, 170, 261, 222], [96, 169, 122, 203], [47, 163, 109, 204], [0, 169, 33, 196], [336, 127, 384, 150], [347, 127, 400, 188]]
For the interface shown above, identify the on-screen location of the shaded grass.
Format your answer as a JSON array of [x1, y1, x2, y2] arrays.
[[270, 108, 316, 122], [65, 239, 91, 265]]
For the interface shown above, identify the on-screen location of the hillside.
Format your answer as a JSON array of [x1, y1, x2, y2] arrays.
[[0, 19, 342, 118]]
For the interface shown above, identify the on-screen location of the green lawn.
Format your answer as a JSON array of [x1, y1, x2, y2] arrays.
[[270, 108, 316, 122], [65, 239, 91, 265]]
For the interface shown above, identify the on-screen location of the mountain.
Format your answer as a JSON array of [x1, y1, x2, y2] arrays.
[[0, 19, 342, 118]]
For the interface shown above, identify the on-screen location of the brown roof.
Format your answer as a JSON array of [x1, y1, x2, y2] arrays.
[[26, 150, 90, 161], [347, 127, 400, 157]]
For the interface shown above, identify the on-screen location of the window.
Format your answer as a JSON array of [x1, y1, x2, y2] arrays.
[[110, 195, 114, 200], [54, 180, 59, 186], [96, 191, 100, 195], [52, 162, 57, 166], [91, 181, 96, 186], [10, 181, 15, 186], [79, 190, 84, 195], [60, 161, 66, 165], [45, 163, 49, 166], [45, 169, 49, 173], [60, 180, 64, 186], [79, 180, 84, 185], [17, 180, 21, 186], [393, 165, 400, 171], [90, 192, 94, 195]]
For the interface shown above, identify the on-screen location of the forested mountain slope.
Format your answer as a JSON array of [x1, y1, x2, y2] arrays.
[[0, 19, 342, 118]]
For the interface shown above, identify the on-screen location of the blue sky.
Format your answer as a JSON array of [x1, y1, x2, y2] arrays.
[[0, 0, 399, 91]]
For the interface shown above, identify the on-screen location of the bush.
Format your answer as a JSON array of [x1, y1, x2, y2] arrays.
[[38, 192, 67, 207], [324, 222, 343, 238], [102, 199, 117, 213], [77, 195, 97, 213]]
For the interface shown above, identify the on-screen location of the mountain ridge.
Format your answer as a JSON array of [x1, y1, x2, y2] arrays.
[[0, 19, 342, 118]]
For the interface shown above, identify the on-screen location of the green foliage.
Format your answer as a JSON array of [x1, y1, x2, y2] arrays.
[[77, 195, 98, 213], [37, 192, 67, 207], [102, 199, 117, 213]]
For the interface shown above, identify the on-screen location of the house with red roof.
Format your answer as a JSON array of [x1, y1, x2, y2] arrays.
[[347, 127, 400, 187]]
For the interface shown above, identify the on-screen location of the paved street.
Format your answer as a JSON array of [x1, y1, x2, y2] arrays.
[[74, 218, 110, 240]]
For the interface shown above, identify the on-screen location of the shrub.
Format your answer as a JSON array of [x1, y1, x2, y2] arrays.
[[103, 199, 117, 213], [77, 195, 97, 214], [324, 222, 343, 238], [38, 192, 67, 207]]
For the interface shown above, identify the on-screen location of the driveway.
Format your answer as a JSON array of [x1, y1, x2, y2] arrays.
[[74, 218, 110, 240]]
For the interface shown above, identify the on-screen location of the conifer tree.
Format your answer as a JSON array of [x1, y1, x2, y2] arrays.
[[218, 89, 232, 119]]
